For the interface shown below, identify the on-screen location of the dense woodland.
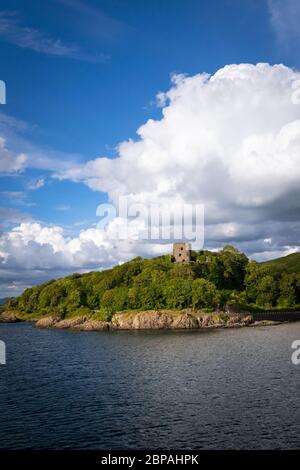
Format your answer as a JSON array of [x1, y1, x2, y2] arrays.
[[5, 245, 300, 320]]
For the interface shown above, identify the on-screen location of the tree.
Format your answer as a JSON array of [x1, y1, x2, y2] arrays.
[[67, 287, 83, 309], [195, 246, 248, 291], [218, 245, 249, 290], [50, 284, 66, 307], [38, 283, 57, 309], [192, 278, 219, 309], [194, 251, 221, 284], [164, 279, 193, 309], [101, 287, 128, 313], [127, 287, 142, 309], [256, 275, 278, 308], [277, 273, 300, 307], [244, 261, 271, 303]]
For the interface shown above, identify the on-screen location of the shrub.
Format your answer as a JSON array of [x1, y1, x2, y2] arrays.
[[192, 278, 219, 309], [164, 278, 193, 309], [94, 308, 113, 322]]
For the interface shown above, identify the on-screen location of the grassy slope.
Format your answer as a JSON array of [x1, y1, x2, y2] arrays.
[[261, 252, 300, 274]]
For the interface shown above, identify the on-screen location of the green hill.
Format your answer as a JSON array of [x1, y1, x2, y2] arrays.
[[3, 245, 300, 319], [261, 252, 300, 274], [2, 246, 249, 319]]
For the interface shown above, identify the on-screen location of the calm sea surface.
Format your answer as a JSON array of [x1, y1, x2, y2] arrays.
[[0, 322, 300, 449]]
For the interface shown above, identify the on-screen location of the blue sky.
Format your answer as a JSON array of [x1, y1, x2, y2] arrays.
[[1, 0, 300, 296], [0, 0, 296, 229]]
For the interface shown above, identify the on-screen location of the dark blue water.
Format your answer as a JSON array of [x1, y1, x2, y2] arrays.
[[0, 322, 300, 449]]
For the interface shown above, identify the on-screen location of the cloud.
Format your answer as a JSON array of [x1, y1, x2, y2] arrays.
[[0, 112, 29, 132], [0, 11, 107, 62], [60, 64, 300, 203], [0, 221, 165, 270], [0, 191, 35, 207], [0, 111, 82, 173], [0, 207, 32, 230], [268, 0, 300, 52], [0, 221, 166, 296], [0, 136, 27, 173], [58, 63, 300, 252], [26, 177, 45, 191]]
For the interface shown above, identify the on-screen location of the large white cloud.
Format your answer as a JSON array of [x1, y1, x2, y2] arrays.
[[0, 221, 168, 296], [57, 63, 300, 245], [58, 64, 300, 206]]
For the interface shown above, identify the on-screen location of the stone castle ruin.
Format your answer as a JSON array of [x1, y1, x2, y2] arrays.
[[173, 242, 192, 264]]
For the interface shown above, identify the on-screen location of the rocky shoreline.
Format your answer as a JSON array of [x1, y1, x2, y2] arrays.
[[0, 309, 281, 331], [0, 311, 23, 323]]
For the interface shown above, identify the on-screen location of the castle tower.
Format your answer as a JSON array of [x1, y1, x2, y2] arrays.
[[173, 242, 191, 264]]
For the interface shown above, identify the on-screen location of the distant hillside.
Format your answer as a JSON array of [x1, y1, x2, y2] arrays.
[[261, 252, 300, 274]]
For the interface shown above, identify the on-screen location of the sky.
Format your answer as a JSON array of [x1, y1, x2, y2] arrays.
[[1, 0, 300, 297]]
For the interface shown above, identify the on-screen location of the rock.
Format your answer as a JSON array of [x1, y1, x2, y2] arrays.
[[35, 315, 110, 331], [32, 310, 256, 331], [171, 312, 199, 329], [0, 311, 22, 323], [74, 320, 111, 331], [113, 310, 201, 330], [111, 310, 255, 331], [52, 317, 87, 329], [241, 315, 254, 325], [250, 320, 281, 327], [35, 316, 58, 328]]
